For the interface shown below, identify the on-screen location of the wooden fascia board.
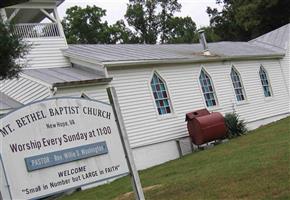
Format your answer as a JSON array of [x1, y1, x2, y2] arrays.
[[0, 0, 29, 8], [63, 52, 105, 68], [6, 0, 64, 8], [52, 78, 113, 89], [21, 71, 112, 91], [7, 3, 56, 9], [69, 57, 105, 70]]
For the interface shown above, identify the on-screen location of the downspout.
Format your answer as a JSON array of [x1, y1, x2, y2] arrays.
[[278, 58, 290, 96], [277, 40, 290, 98], [104, 65, 113, 87], [104, 65, 109, 78], [277, 46, 290, 116]]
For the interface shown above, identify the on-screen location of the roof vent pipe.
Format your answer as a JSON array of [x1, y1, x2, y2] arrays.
[[198, 29, 211, 56]]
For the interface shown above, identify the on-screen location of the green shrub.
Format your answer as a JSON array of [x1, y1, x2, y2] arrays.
[[224, 112, 247, 138], [0, 21, 30, 80]]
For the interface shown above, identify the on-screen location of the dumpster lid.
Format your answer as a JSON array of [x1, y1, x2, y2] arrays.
[[185, 109, 210, 121]]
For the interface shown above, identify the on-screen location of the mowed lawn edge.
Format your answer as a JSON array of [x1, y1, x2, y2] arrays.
[[60, 117, 290, 200]]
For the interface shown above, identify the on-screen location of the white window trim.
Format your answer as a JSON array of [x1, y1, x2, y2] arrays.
[[258, 65, 274, 99], [230, 65, 248, 103]]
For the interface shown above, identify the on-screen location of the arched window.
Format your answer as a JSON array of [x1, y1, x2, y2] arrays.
[[151, 72, 172, 115], [259, 66, 272, 97], [230, 67, 246, 101], [199, 68, 218, 107]]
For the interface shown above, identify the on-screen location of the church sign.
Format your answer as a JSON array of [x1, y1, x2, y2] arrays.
[[0, 97, 128, 200]]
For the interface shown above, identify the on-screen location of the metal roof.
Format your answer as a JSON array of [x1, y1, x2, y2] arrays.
[[0, 92, 22, 111], [23, 67, 111, 87], [64, 41, 284, 66], [250, 23, 290, 50]]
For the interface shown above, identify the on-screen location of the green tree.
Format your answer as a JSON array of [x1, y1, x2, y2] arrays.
[[63, 2, 199, 44], [125, 0, 196, 44], [0, 21, 30, 80], [125, 0, 159, 44], [196, 26, 221, 43], [62, 6, 136, 44], [166, 16, 196, 44], [62, 6, 111, 44], [158, 0, 181, 43], [207, 0, 290, 41], [109, 20, 140, 44]]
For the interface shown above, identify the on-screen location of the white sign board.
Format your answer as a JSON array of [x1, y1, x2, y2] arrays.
[[0, 97, 128, 200]]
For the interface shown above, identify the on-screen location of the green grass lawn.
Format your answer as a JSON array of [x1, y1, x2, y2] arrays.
[[60, 117, 290, 200]]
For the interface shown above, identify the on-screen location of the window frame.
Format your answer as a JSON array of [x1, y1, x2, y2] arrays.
[[149, 70, 174, 117], [230, 66, 247, 102], [259, 65, 273, 98], [198, 67, 219, 108]]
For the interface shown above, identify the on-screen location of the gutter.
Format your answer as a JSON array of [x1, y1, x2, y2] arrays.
[[102, 54, 285, 68], [63, 49, 284, 69]]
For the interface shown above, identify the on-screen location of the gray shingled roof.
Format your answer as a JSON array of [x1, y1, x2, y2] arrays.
[[23, 67, 111, 87], [0, 92, 22, 111], [64, 41, 284, 66], [250, 23, 290, 50]]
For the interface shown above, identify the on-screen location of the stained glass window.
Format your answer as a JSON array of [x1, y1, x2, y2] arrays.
[[199, 69, 218, 107], [230, 67, 246, 101], [151, 73, 172, 115]]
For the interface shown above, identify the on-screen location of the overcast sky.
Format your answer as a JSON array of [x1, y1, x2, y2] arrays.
[[58, 0, 222, 28]]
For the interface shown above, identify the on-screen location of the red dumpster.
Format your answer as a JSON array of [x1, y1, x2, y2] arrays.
[[186, 109, 227, 145]]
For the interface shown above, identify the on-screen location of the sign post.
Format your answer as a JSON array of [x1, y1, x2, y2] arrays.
[[107, 87, 145, 200]]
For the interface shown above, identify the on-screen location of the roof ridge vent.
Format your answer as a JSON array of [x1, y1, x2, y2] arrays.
[[198, 29, 211, 56]]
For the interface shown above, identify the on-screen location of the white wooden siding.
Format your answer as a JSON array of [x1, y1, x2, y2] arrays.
[[108, 59, 289, 148], [22, 37, 70, 69], [0, 76, 51, 104], [280, 42, 290, 94], [206, 60, 289, 122]]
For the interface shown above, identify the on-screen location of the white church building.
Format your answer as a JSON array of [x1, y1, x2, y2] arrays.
[[0, 0, 289, 170]]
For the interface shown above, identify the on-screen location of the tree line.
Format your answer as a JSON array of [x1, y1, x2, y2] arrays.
[[62, 0, 290, 44], [62, 0, 198, 44], [1, 0, 289, 80]]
